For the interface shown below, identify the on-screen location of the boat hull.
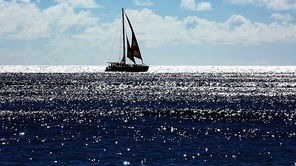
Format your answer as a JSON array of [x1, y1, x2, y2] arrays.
[[105, 63, 149, 72]]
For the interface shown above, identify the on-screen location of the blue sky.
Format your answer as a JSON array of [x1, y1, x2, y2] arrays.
[[1, 0, 296, 65]]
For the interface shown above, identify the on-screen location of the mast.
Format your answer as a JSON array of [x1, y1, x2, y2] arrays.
[[121, 8, 126, 64]]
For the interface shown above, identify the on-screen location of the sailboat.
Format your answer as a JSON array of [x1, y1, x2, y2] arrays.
[[105, 8, 149, 72]]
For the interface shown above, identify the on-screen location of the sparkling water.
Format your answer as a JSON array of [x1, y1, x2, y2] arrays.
[[0, 66, 295, 165]]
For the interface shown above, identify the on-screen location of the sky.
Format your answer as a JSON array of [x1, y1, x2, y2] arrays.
[[1, 0, 296, 66]]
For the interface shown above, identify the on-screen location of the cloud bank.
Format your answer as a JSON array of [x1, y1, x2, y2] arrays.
[[0, 0, 296, 65], [1, 0, 296, 46], [126, 9, 296, 46]]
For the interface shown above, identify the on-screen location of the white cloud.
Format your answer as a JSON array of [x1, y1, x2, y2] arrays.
[[227, 0, 296, 11], [0, 0, 47, 39], [0, 0, 98, 40], [54, 0, 100, 8], [271, 13, 293, 22], [181, 0, 212, 11], [0, 0, 101, 64], [133, 0, 154, 6]]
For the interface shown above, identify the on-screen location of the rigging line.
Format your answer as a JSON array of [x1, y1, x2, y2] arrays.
[[108, 17, 121, 61], [117, 35, 122, 61]]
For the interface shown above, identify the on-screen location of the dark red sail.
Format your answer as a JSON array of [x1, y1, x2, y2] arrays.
[[126, 14, 143, 62], [127, 35, 135, 63]]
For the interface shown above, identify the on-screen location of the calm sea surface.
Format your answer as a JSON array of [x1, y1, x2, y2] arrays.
[[0, 66, 295, 165]]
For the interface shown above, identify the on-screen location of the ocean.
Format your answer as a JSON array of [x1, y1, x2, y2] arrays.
[[0, 66, 295, 165]]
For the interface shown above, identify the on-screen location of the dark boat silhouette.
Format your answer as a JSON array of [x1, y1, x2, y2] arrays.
[[105, 8, 149, 72]]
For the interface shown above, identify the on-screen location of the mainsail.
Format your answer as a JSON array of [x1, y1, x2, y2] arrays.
[[125, 14, 143, 63]]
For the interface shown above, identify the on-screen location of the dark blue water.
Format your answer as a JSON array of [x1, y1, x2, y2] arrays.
[[0, 71, 295, 165]]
